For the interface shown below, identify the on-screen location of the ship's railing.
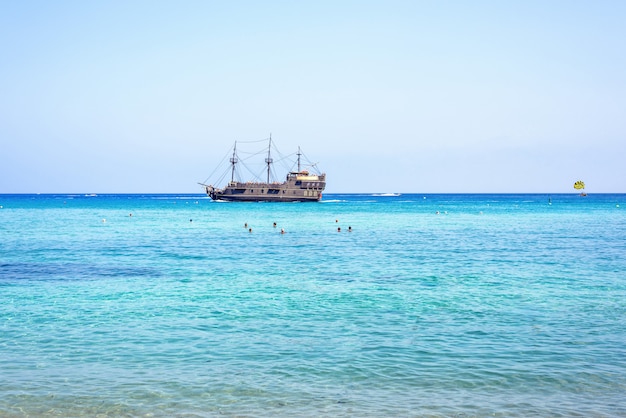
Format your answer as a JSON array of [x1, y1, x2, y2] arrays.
[[229, 181, 284, 187]]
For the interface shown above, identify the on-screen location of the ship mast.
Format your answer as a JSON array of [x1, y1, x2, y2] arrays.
[[297, 147, 301, 173], [230, 141, 238, 182], [265, 135, 273, 183]]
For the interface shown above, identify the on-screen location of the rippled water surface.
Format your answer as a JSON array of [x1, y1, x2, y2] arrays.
[[1, 193, 625, 417]]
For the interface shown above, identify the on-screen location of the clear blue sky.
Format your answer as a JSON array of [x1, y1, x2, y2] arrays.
[[1, 0, 624, 193]]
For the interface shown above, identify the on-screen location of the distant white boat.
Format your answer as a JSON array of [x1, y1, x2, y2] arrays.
[[372, 193, 401, 197]]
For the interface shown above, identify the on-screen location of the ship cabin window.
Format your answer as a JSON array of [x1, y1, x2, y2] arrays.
[[295, 181, 302, 186]]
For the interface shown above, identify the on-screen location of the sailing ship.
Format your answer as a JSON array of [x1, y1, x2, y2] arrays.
[[200, 137, 326, 202]]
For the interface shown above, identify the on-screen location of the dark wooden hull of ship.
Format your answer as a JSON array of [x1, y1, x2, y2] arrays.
[[206, 175, 325, 202], [212, 192, 321, 202]]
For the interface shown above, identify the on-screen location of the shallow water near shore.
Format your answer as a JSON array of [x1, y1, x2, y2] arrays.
[[1, 193, 625, 417]]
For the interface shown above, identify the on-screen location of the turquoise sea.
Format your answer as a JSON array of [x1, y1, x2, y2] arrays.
[[1, 193, 625, 417]]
